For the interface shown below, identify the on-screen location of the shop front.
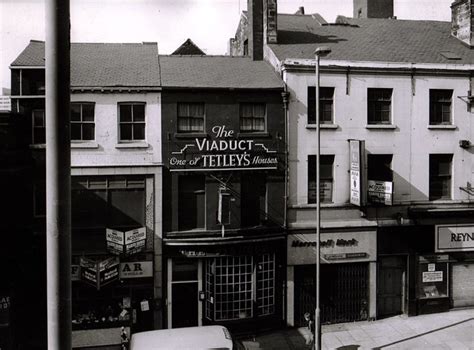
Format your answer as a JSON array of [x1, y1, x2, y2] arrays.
[[286, 229, 377, 326], [164, 236, 285, 333]]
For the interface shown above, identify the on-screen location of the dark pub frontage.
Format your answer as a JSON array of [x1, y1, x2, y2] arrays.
[[160, 55, 287, 333]]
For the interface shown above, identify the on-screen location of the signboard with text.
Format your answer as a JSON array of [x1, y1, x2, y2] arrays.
[[435, 224, 474, 252], [349, 140, 366, 206], [120, 261, 153, 279], [368, 180, 393, 205], [169, 125, 281, 171], [106, 227, 146, 256], [80, 256, 120, 290]]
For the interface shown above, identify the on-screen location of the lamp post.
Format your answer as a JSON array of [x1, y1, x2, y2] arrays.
[[314, 46, 331, 350]]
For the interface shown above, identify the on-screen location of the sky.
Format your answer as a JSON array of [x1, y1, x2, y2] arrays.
[[0, 0, 453, 91]]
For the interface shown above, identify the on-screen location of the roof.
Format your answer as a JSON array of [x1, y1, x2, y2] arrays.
[[270, 14, 474, 65], [159, 55, 284, 89], [11, 40, 161, 88], [172, 38, 206, 55], [130, 326, 233, 350]]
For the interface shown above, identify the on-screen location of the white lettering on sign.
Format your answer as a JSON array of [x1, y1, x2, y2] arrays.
[[436, 224, 474, 252], [106, 229, 124, 244]]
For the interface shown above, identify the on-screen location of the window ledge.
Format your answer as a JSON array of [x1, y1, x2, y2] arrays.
[[428, 125, 457, 130], [174, 132, 208, 139], [71, 141, 99, 149], [237, 132, 271, 138], [306, 124, 339, 130], [115, 142, 149, 149], [365, 124, 397, 130], [29, 144, 46, 149]]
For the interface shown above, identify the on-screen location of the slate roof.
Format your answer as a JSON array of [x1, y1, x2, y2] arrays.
[[159, 55, 284, 89], [11, 40, 161, 88], [270, 14, 474, 65], [172, 38, 206, 55]]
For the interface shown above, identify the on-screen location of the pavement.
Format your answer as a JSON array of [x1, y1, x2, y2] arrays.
[[240, 309, 474, 349]]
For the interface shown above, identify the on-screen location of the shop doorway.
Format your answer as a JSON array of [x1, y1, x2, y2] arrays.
[[294, 263, 369, 326], [451, 263, 474, 308], [377, 255, 406, 318], [167, 258, 202, 328]]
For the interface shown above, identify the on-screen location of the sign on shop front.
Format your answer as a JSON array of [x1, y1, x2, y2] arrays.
[[435, 224, 474, 252], [120, 261, 153, 279], [349, 140, 366, 206], [368, 180, 393, 205], [169, 125, 280, 171], [106, 227, 146, 256], [79, 256, 120, 290]]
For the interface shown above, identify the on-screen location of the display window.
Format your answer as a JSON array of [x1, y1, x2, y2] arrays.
[[417, 256, 449, 299]]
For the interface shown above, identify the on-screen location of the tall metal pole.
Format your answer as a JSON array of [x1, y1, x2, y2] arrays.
[[314, 46, 331, 350], [314, 52, 322, 350], [46, 0, 71, 349]]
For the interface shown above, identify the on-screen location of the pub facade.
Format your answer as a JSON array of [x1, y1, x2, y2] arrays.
[[160, 55, 287, 332]]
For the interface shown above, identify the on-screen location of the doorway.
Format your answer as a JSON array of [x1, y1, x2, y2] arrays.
[[377, 255, 407, 318]]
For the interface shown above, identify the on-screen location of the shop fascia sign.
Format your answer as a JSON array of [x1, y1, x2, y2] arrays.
[[349, 139, 367, 206], [80, 256, 120, 290], [106, 227, 146, 256], [72, 260, 153, 281], [368, 180, 393, 206], [169, 125, 279, 171], [435, 224, 474, 252]]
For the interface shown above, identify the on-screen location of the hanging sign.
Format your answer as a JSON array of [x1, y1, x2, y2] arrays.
[[106, 227, 146, 256], [368, 180, 393, 205], [349, 140, 366, 206], [80, 256, 120, 290], [169, 125, 280, 171]]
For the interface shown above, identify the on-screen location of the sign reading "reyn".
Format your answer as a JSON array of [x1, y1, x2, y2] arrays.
[[436, 224, 474, 252], [169, 125, 280, 171]]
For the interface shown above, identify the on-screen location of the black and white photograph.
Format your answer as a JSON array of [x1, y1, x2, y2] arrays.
[[1, 0, 474, 349]]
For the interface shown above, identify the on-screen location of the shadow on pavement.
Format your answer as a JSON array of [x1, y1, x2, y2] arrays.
[[372, 317, 474, 349]]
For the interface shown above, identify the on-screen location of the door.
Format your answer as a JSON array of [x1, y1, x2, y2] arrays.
[[172, 282, 198, 328], [452, 263, 474, 308], [377, 256, 406, 317]]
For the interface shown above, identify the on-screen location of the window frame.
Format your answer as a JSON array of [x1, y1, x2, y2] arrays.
[[367, 88, 392, 125], [367, 154, 393, 182], [118, 102, 146, 142], [429, 154, 453, 201], [430, 89, 453, 125], [307, 86, 335, 125], [239, 102, 267, 133], [32, 109, 45, 144], [71, 102, 95, 141], [177, 102, 205, 133], [308, 154, 335, 204]]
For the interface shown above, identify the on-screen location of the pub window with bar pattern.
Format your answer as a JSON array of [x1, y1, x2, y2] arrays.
[[71, 102, 95, 141], [240, 103, 266, 132], [118, 102, 146, 141], [177, 102, 205, 132]]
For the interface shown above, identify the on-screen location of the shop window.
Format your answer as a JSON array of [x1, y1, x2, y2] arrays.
[[308, 155, 334, 204], [368, 154, 393, 181], [241, 173, 266, 227], [240, 103, 266, 132], [430, 89, 452, 125], [429, 154, 452, 200], [368, 88, 392, 125], [307, 86, 334, 125], [118, 102, 145, 141], [71, 176, 145, 231], [205, 254, 276, 321], [178, 175, 205, 230], [71, 102, 95, 141], [177, 102, 205, 133], [32, 109, 45, 144]]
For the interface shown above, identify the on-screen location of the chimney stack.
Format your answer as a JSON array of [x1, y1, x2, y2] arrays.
[[248, 0, 264, 60], [295, 6, 305, 15], [451, 0, 474, 47], [353, 0, 393, 18], [264, 0, 278, 44]]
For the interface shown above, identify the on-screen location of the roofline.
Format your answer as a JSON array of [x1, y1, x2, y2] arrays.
[[161, 86, 284, 91], [282, 58, 474, 73], [10, 65, 44, 69], [71, 87, 161, 92]]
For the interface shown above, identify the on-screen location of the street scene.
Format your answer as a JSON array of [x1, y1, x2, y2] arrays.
[[1, 0, 474, 349]]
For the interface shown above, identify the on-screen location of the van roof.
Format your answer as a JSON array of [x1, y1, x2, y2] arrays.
[[130, 325, 233, 350]]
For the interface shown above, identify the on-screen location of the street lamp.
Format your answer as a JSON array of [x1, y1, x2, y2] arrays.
[[314, 46, 331, 350]]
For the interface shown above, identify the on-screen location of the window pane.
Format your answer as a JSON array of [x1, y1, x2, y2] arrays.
[[368, 88, 392, 124], [71, 124, 82, 141], [430, 90, 452, 125], [429, 154, 452, 200], [133, 123, 145, 140], [120, 124, 132, 141], [133, 104, 145, 122], [120, 104, 132, 122], [82, 124, 95, 141], [82, 104, 95, 121], [71, 104, 81, 121], [308, 155, 334, 203]]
